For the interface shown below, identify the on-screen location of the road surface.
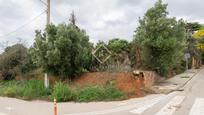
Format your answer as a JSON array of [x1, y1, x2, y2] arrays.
[[0, 68, 204, 115]]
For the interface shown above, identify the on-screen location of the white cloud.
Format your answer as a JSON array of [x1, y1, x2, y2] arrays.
[[0, 0, 204, 50]]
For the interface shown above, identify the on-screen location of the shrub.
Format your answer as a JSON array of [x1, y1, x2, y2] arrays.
[[0, 80, 49, 100], [0, 81, 17, 96], [0, 80, 126, 102], [1, 69, 16, 80], [76, 86, 103, 102], [0, 81, 19, 97], [75, 85, 126, 102], [3, 87, 17, 97], [51, 82, 73, 102], [20, 79, 49, 99], [102, 86, 126, 100], [0, 44, 35, 80]]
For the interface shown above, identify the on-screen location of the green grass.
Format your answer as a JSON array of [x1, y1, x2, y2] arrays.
[[0, 80, 127, 102], [75, 86, 103, 102], [0, 79, 50, 100], [50, 82, 73, 102], [75, 85, 127, 102]]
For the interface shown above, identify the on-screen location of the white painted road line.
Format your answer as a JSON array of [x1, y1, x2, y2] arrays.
[[129, 97, 162, 114], [189, 98, 204, 115], [65, 95, 166, 115], [64, 92, 178, 115], [155, 96, 185, 115]]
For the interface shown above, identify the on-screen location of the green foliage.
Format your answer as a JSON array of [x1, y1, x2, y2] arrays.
[[75, 85, 126, 102], [0, 81, 20, 97], [0, 80, 126, 102], [20, 79, 49, 99], [76, 86, 103, 102], [193, 29, 204, 39], [93, 39, 132, 72], [0, 80, 49, 100], [0, 44, 35, 80], [186, 22, 204, 31], [102, 85, 126, 100], [30, 23, 92, 78], [108, 38, 130, 54], [134, 0, 186, 76], [185, 22, 201, 68], [51, 82, 73, 102], [201, 53, 204, 64]]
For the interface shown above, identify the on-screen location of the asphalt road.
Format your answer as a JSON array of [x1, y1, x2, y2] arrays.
[[141, 68, 204, 115], [0, 68, 204, 115]]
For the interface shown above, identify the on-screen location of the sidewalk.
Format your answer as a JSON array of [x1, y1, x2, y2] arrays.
[[150, 68, 202, 94]]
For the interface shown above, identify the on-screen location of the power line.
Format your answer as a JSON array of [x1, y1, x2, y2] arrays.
[[0, 10, 46, 38], [39, 0, 47, 6], [38, 0, 50, 25]]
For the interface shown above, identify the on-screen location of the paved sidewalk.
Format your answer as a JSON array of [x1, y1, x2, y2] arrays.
[[151, 68, 202, 94]]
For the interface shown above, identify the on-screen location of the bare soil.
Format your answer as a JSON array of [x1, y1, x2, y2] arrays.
[[72, 72, 147, 97]]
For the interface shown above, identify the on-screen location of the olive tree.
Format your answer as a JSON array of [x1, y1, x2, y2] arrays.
[[30, 23, 92, 78]]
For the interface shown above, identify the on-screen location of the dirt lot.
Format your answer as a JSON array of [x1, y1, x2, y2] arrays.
[[8, 70, 157, 98], [73, 71, 157, 97]]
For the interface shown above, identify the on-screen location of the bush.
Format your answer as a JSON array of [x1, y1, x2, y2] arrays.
[[103, 86, 126, 100], [0, 44, 35, 80], [1, 69, 16, 80], [0, 81, 20, 97], [20, 79, 49, 99], [0, 80, 126, 102], [75, 85, 126, 102], [0, 80, 49, 100], [76, 86, 103, 102], [51, 82, 73, 102]]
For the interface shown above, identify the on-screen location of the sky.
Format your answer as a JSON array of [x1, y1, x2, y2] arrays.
[[0, 0, 203, 52]]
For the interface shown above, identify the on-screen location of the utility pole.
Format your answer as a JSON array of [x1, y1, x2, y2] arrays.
[[46, 0, 50, 26], [45, 0, 51, 89]]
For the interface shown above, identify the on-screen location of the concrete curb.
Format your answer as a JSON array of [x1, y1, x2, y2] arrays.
[[150, 68, 203, 94], [175, 68, 203, 91]]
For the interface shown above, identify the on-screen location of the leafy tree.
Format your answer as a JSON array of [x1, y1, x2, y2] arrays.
[[186, 22, 203, 32], [107, 38, 130, 54], [95, 40, 107, 48], [185, 22, 203, 67], [193, 29, 204, 39], [192, 28, 204, 65], [134, 0, 186, 76], [93, 39, 131, 72], [0, 44, 34, 80], [30, 23, 92, 78], [107, 38, 131, 67]]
